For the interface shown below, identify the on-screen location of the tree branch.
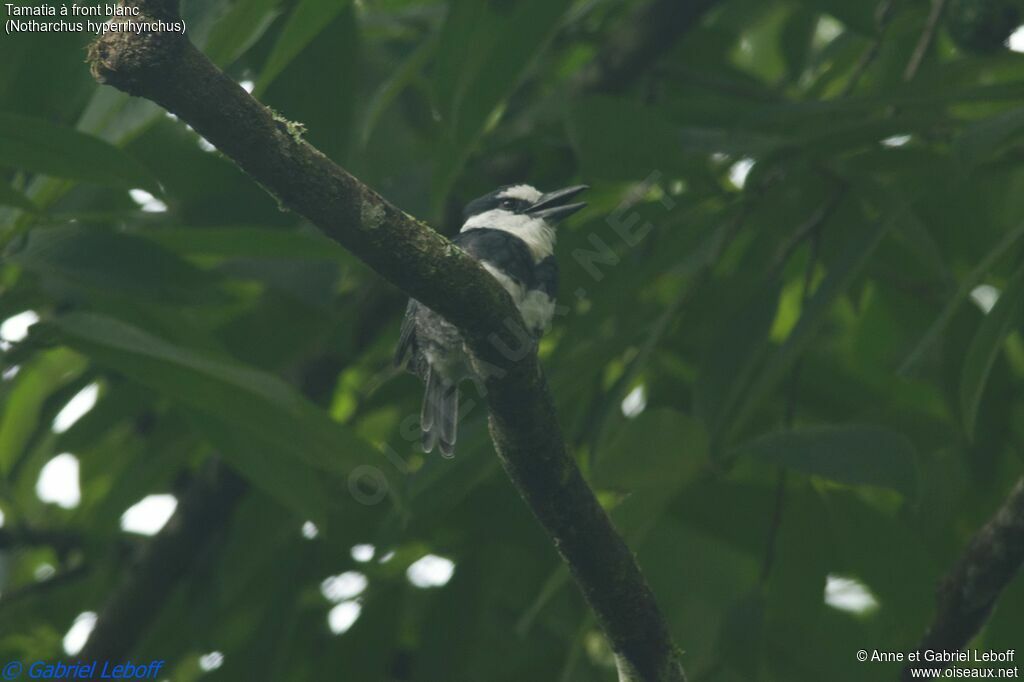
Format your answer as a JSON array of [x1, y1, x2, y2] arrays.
[[904, 0, 948, 82], [902, 477, 1024, 681], [762, 200, 829, 584], [80, 460, 246, 661], [841, 0, 899, 97], [86, 3, 686, 679]]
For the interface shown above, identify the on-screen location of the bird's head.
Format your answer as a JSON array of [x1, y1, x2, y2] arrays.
[[461, 184, 588, 233]]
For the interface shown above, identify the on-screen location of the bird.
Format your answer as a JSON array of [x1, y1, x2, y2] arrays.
[[394, 183, 588, 457]]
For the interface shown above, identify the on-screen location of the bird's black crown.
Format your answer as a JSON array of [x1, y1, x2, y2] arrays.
[[462, 185, 532, 220]]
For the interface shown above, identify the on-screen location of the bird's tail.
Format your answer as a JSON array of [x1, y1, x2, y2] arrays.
[[421, 367, 458, 457]]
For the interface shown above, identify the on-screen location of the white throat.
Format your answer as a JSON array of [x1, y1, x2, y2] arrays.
[[461, 210, 555, 261]]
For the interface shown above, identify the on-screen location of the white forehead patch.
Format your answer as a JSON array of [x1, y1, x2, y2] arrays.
[[499, 185, 542, 202]]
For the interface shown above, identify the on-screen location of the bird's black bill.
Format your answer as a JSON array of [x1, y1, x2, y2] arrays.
[[525, 184, 589, 222], [526, 201, 587, 222]]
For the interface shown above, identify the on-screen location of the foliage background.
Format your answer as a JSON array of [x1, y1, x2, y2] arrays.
[[2, 0, 1024, 679]]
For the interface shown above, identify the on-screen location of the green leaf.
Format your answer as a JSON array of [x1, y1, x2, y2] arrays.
[[592, 409, 708, 493], [695, 278, 783, 441], [716, 591, 766, 679], [568, 96, 782, 181], [732, 425, 918, 497], [203, 0, 282, 68], [780, 9, 818, 83], [793, 0, 876, 34], [186, 410, 327, 523], [258, 5, 359, 163], [0, 349, 87, 474], [960, 261, 1024, 438], [0, 114, 160, 193], [821, 490, 936, 627], [595, 410, 707, 592], [517, 411, 707, 636], [894, 206, 951, 282], [48, 313, 395, 511], [956, 106, 1024, 166], [0, 183, 36, 212], [136, 226, 350, 263], [55, 381, 151, 456], [358, 36, 436, 149], [257, 0, 350, 94], [431, 0, 573, 207], [900, 221, 1024, 374], [566, 96, 688, 181], [728, 214, 896, 440], [8, 226, 223, 304]]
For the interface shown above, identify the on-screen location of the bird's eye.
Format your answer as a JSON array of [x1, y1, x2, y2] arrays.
[[501, 199, 516, 209]]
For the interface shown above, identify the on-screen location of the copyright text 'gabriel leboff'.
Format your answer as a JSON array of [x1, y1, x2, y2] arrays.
[[2, 659, 166, 680]]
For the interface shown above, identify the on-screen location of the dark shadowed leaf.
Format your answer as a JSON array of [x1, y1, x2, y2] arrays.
[[696, 278, 783, 442], [793, 0, 875, 33], [137, 225, 351, 262], [9, 226, 222, 304], [900, 221, 1024, 374], [202, 0, 282, 67], [733, 425, 918, 497], [780, 9, 817, 83], [0, 113, 160, 192], [956, 106, 1024, 166], [186, 410, 327, 523], [960, 261, 1024, 438], [568, 96, 783, 181], [358, 37, 436, 149], [0, 349, 86, 474], [517, 411, 708, 634], [593, 409, 707, 493], [0, 182, 35, 212], [729, 213, 896, 439], [567, 96, 688, 181], [258, 0, 350, 93], [431, 0, 573, 206], [716, 590, 766, 679], [47, 313, 395, 505]]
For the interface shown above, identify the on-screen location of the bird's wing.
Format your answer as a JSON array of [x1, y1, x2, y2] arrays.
[[453, 228, 534, 287], [394, 299, 419, 370], [398, 230, 532, 373], [532, 255, 559, 298], [521, 255, 559, 337]]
